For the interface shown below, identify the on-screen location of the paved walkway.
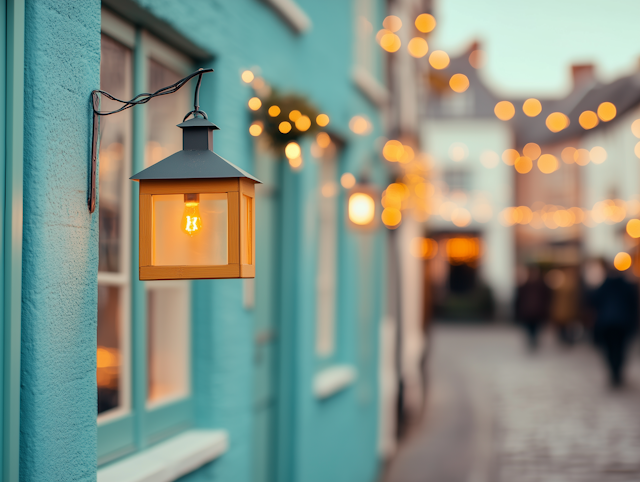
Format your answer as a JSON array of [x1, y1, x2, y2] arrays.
[[383, 324, 640, 482]]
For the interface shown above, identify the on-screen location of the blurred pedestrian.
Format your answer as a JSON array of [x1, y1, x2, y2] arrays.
[[515, 265, 551, 350], [589, 258, 638, 387]]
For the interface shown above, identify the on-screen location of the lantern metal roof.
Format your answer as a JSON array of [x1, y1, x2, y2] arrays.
[[130, 117, 261, 183]]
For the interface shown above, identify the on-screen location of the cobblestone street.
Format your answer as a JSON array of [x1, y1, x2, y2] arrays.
[[384, 325, 640, 482]]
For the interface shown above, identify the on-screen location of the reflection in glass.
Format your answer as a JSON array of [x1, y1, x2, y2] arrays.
[[98, 286, 122, 414], [147, 286, 190, 404], [99, 35, 131, 273], [152, 193, 228, 266], [146, 60, 190, 167]]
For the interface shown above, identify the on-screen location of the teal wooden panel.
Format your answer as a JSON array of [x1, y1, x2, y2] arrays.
[[97, 415, 136, 466], [145, 399, 194, 445]]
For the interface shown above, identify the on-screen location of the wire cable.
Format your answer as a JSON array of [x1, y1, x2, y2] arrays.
[[88, 68, 214, 213]]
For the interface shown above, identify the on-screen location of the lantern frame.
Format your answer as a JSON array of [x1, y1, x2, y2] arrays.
[[138, 177, 256, 280]]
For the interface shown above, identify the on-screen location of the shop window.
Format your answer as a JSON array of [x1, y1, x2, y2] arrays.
[[98, 9, 194, 464]]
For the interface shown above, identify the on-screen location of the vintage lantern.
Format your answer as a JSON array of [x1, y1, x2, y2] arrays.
[[346, 183, 377, 231], [130, 117, 261, 280]]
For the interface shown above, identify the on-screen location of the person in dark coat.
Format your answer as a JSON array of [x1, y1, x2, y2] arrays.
[[589, 259, 638, 387], [515, 265, 551, 350]]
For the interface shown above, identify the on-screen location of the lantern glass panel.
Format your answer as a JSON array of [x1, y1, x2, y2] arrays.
[[152, 193, 228, 266], [241, 194, 253, 265]]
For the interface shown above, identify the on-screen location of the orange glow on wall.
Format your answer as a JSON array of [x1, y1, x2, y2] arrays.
[[445, 237, 481, 265]]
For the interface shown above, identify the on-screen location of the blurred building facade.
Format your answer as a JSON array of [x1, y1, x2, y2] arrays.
[[422, 43, 640, 319], [3, 1, 396, 481]]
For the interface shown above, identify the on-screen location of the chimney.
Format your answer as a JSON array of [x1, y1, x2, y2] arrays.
[[571, 64, 595, 89]]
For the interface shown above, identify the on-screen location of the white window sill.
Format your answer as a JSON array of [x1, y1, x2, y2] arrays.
[[261, 0, 311, 33], [352, 67, 389, 108], [314, 365, 358, 400], [97, 429, 229, 482]]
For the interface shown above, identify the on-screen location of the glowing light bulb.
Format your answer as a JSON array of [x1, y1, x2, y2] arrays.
[[182, 193, 202, 236], [349, 192, 376, 226]]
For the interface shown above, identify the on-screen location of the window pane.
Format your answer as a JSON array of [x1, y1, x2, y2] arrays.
[[147, 285, 190, 405], [99, 34, 131, 273], [146, 60, 190, 167], [152, 193, 228, 266], [316, 148, 339, 356], [98, 286, 123, 414]]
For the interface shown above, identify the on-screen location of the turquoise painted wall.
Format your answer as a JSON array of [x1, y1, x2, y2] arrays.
[[17, 0, 388, 480], [20, 0, 101, 480]]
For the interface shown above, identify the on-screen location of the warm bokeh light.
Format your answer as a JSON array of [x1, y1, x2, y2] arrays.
[[415, 13, 436, 33], [341, 172, 356, 189], [380, 33, 401, 53], [574, 148, 590, 166], [285, 142, 301, 160], [579, 110, 599, 129], [451, 208, 471, 227], [248, 97, 262, 111], [561, 146, 576, 164], [249, 122, 263, 137], [349, 115, 371, 135], [522, 98, 542, 117], [295, 115, 311, 131], [316, 132, 331, 148], [590, 146, 607, 164], [268, 105, 281, 117], [449, 73, 469, 93], [289, 156, 302, 169], [410, 237, 438, 259], [429, 50, 450, 69], [381, 208, 402, 228], [597, 102, 616, 122], [449, 142, 468, 161], [468, 50, 484, 69], [408, 37, 429, 58], [480, 150, 499, 168], [614, 252, 632, 271], [289, 110, 301, 122], [545, 112, 569, 132], [316, 114, 330, 126], [494, 101, 515, 121], [523, 142, 541, 160], [349, 192, 376, 226], [279, 121, 292, 134], [632, 119, 640, 138], [241, 70, 254, 83], [635, 141, 640, 159], [502, 149, 519, 166], [383, 15, 402, 32], [538, 154, 559, 174], [514, 156, 532, 174], [383, 140, 404, 162], [399, 145, 415, 163], [626, 219, 640, 238]]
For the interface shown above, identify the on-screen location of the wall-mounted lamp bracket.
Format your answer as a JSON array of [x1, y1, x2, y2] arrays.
[[89, 67, 214, 213]]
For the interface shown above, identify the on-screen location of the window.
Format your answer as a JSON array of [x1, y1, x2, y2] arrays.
[[97, 9, 194, 464], [316, 142, 339, 356]]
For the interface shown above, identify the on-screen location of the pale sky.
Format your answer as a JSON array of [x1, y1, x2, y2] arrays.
[[432, 0, 640, 98]]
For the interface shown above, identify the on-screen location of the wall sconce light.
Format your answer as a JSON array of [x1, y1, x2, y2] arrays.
[[346, 182, 377, 231], [91, 68, 261, 280]]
